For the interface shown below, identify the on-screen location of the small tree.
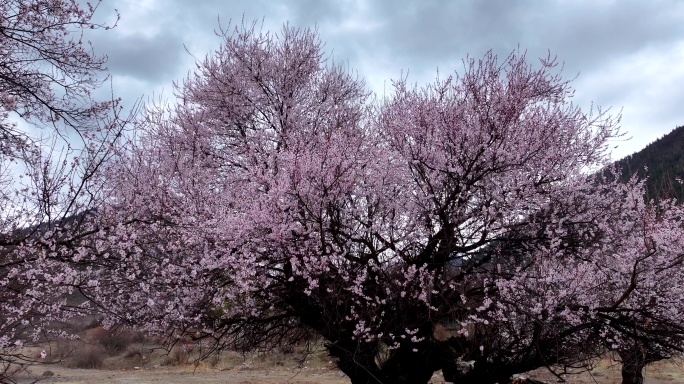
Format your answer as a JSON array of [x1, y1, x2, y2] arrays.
[[88, 23, 684, 384], [0, 0, 127, 377]]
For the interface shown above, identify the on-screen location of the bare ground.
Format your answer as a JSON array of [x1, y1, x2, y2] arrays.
[[12, 358, 684, 384], [14, 365, 351, 384], [524, 358, 684, 384], [10, 336, 684, 384]]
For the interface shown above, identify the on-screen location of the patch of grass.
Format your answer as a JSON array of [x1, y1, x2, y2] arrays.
[[88, 326, 148, 355], [160, 346, 190, 366], [63, 345, 105, 369], [206, 352, 221, 368]]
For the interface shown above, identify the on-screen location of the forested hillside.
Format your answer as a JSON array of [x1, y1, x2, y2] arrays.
[[616, 125, 684, 201]]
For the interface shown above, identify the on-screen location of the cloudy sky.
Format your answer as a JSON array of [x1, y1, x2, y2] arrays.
[[86, 0, 684, 160]]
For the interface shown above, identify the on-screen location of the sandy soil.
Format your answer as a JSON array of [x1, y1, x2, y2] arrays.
[[15, 365, 351, 384], [13, 359, 684, 384], [523, 358, 684, 384], [11, 339, 684, 384]]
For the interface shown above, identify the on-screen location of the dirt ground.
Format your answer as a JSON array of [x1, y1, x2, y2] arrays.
[[12, 359, 684, 384], [523, 358, 684, 383], [10, 335, 684, 384], [14, 365, 351, 384]]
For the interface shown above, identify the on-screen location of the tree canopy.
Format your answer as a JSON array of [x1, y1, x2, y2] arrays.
[[72, 24, 684, 384], [2, 9, 683, 383], [0, 0, 129, 377]]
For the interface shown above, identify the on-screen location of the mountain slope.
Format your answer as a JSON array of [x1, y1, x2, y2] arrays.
[[615, 125, 684, 201]]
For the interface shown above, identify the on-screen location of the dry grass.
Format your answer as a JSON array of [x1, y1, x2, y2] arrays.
[[62, 344, 106, 369], [16, 328, 684, 384], [520, 357, 684, 383], [10, 341, 684, 384]]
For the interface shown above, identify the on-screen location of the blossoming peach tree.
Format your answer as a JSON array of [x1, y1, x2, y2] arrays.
[[0, 0, 127, 377], [82, 24, 684, 384]]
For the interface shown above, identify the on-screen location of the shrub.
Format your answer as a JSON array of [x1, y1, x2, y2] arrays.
[[89, 326, 141, 354], [161, 347, 190, 366], [64, 345, 105, 369]]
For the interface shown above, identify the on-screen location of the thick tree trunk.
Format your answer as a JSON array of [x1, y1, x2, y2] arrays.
[[327, 341, 438, 384], [378, 346, 439, 384], [444, 367, 515, 384], [619, 348, 645, 384], [621, 364, 644, 384], [326, 341, 385, 384], [438, 349, 547, 384], [326, 336, 554, 384]]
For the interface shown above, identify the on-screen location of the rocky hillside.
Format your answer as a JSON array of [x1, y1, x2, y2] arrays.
[[615, 125, 684, 201]]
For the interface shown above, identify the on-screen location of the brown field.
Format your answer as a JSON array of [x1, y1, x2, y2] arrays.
[[9, 326, 684, 384], [11, 343, 349, 384], [524, 358, 684, 384], [14, 365, 351, 384], [12, 354, 684, 384]]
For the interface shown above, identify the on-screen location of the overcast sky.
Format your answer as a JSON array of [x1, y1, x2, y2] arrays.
[[86, 0, 684, 160]]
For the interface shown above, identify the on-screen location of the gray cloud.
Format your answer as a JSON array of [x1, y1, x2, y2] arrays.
[[98, 33, 185, 82], [345, 0, 684, 74], [81, 0, 684, 158]]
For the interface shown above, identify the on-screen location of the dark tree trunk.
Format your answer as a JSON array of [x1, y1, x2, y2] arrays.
[[325, 335, 557, 384], [619, 348, 645, 384], [437, 345, 548, 384], [327, 340, 439, 384], [326, 341, 384, 384], [379, 345, 439, 384], [444, 366, 515, 384], [621, 364, 644, 384]]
